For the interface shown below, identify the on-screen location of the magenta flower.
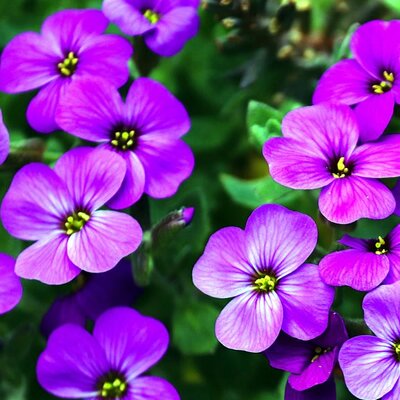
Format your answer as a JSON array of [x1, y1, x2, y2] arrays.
[[263, 104, 400, 224], [0, 147, 142, 285], [0, 254, 23, 315], [0, 110, 10, 165], [56, 77, 194, 209], [0, 9, 132, 133], [41, 259, 141, 337], [339, 282, 400, 400], [313, 20, 400, 142], [266, 312, 347, 394], [192, 204, 334, 353], [37, 307, 179, 400], [319, 227, 400, 291], [102, 0, 199, 57]]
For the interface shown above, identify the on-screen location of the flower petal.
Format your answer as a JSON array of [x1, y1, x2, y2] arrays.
[[265, 333, 314, 374], [339, 335, 400, 400], [289, 348, 337, 391], [106, 150, 146, 209], [145, 8, 199, 57], [352, 134, 400, 178], [278, 264, 334, 341], [67, 210, 142, 273], [102, 0, 155, 36], [126, 78, 190, 140], [393, 180, 400, 216], [136, 139, 194, 198], [285, 377, 336, 400], [351, 20, 400, 79], [315, 311, 348, 348], [384, 251, 400, 284], [0, 110, 10, 165], [318, 177, 395, 224], [383, 379, 400, 400], [215, 290, 283, 353], [37, 324, 109, 398], [319, 249, 390, 291], [0, 32, 59, 93], [0, 163, 72, 241], [16, 233, 80, 285], [0, 254, 22, 315], [27, 78, 68, 133], [56, 77, 124, 142], [78, 34, 132, 88], [129, 377, 180, 400], [93, 307, 169, 380], [338, 234, 369, 250], [54, 147, 126, 211], [281, 103, 359, 159], [313, 59, 372, 105], [193, 227, 254, 299], [245, 204, 318, 278], [363, 281, 400, 342], [263, 137, 334, 190], [354, 93, 395, 142]]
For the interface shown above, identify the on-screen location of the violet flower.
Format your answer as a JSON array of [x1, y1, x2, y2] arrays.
[[339, 281, 400, 400], [263, 103, 400, 224], [266, 312, 347, 395], [284, 378, 336, 400], [41, 259, 141, 337], [313, 20, 400, 142], [102, 0, 200, 57], [0, 110, 10, 165], [192, 204, 334, 353], [56, 77, 194, 209], [37, 307, 179, 399], [0, 9, 132, 133], [319, 227, 400, 291], [0, 254, 23, 315], [0, 147, 142, 285]]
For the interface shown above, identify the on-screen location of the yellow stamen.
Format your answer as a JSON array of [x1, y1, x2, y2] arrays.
[[383, 70, 394, 82], [254, 274, 277, 292], [144, 9, 160, 24], [58, 51, 79, 77]]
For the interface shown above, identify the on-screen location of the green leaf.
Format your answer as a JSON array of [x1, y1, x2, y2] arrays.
[[220, 174, 298, 209], [173, 300, 219, 355], [332, 22, 359, 63], [383, 0, 400, 12], [247, 100, 283, 128]]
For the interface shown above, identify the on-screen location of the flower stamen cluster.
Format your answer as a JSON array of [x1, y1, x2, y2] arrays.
[[111, 130, 135, 151], [372, 71, 395, 94], [143, 9, 160, 24], [332, 156, 349, 179], [394, 342, 400, 361], [310, 345, 331, 363], [375, 236, 388, 255], [254, 273, 277, 292], [64, 211, 90, 235], [99, 376, 128, 398], [57, 52, 79, 77]]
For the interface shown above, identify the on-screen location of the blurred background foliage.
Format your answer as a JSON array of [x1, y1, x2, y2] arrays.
[[1, 0, 400, 399]]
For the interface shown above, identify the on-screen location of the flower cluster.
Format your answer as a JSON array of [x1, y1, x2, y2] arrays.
[[0, 2, 200, 399]]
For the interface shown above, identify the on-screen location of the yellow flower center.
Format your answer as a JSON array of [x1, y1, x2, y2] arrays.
[[58, 51, 79, 77], [375, 235, 388, 255], [143, 9, 160, 24], [254, 274, 277, 292], [100, 377, 128, 398], [332, 156, 350, 179], [372, 70, 395, 94], [64, 211, 90, 236], [111, 130, 136, 151], [311, 346, 331, 362]]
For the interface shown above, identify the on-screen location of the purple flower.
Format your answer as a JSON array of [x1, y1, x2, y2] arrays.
[[339, 281, 400, 400], [0, 147, 142, 285], [0, 9, 132, 133], [192, 204, 334, 353], [56, 77, 194, 209], [263, 103, 400, 224], [102, 0, 200, 57], [0, 254, 23, 315], [284, 378, 336, 400], [37, 306, 179, 399], [0, 110, 10, 165], [319, 227, 400, 291], [313, 20, 400, 142], [265, 312, 348, 392], [41, 259, 141, 337]]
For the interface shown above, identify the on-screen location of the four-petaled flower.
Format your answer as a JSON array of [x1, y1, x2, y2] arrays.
[[37, 307, 180, 399], [103, 0, 200, 57], [313, 20, 400, 142], [0, 9, 132, 133], [319, 227, 400, 291], [263, 103, 400, 224], [56, 77, 194, 209], [339, 281, 400, 400], [193, 204, 334, 353], [0, 147, 142, 285]]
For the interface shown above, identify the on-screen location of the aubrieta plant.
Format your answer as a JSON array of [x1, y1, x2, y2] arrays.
[[2, 2, 400, 399]]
